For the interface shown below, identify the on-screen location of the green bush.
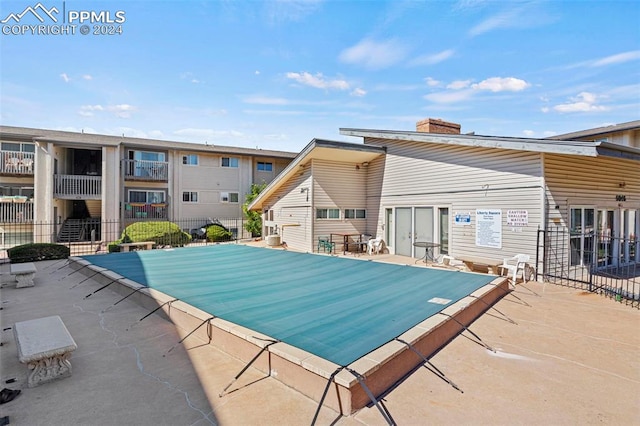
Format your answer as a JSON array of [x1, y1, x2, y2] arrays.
[[206, 224, 233, 242], [7, 243, 70, 263], [108, 221, 191, 252]]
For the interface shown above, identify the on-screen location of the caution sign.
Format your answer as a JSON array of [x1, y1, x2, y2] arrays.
[[506, 210, 528, 227]]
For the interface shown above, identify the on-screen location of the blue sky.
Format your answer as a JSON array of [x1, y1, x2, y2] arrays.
[[1, 0, 639, 152]]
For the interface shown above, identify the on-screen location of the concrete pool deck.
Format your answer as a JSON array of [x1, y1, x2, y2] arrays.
[[1, 245, 639, 425]]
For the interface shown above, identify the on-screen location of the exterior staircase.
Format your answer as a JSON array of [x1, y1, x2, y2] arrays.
[[57, 219, 86, 242], [85, 200, 101, 218]]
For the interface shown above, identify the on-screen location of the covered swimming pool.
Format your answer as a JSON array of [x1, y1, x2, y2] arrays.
[[74, 244, 508, 418]]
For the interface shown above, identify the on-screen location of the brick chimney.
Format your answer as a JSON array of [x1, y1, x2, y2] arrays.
[[416, 118, 461, 134]]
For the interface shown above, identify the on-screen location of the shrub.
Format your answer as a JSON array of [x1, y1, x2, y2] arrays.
[[242, 182, 266, 237], [206, 224, 233, 242], [108, 221, 191, 252], [7, 243, 70, 263]]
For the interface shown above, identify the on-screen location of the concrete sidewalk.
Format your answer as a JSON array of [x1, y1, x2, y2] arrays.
[[0, 253, 638, 425]]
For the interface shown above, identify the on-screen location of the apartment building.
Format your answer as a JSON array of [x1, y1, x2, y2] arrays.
[[0, 126, 296, 246]]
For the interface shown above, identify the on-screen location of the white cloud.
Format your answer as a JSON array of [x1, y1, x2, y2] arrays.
[[590, 50, 640, 67], [552, 92, 609, 113], [410, 49, 455, 66], [447, 80, 472, 90], [82, 75, 92, 80], [60, 73, 70, 83], [286, 72, 349, 90], [108, 104, 136, 118], [424, 89, 475, 104], [469, 9, 520, 36], [78, 104, 104, 116], [338, 38, 409, 70], [543, 131, 557, 137], [467, 3, 554, 37], [180, 72, 201, 84], [173, 128, 245, 141], [350, 88, 367, 97], [425, 76, 529, 104], [265, 0, 322, 23], [522, 130, 535, 137], [541, 107, 550, 113], [244, 96, 291, 105], [425, 77, 441, 87], [471, 77, 529, 92]]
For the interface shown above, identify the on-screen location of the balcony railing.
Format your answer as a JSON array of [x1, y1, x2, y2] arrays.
[[0, 151, 35, 175], [124, 202, 168, 220], [124, 159, 168, 181], [0, 198, 34, 223], [54, 174, 102, 199]]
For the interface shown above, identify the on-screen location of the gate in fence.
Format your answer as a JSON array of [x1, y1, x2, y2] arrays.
[[537, 227, 639, 307]]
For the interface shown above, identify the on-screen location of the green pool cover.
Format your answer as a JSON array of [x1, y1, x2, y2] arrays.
[[80, 244, 496, 366]]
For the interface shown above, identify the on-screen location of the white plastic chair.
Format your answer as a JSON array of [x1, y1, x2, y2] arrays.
[[500, 254, 530, 287], [5, 157, 19, 172], [367, 237, 384, 255], [20, 158, 33, 173]]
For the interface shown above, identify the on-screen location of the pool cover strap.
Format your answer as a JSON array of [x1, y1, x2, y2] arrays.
[[219, 339, 279, 397]]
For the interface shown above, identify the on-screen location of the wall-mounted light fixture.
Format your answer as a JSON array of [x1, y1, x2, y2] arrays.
[[362, 161, 369, 167], [300, 187, 309, 202]]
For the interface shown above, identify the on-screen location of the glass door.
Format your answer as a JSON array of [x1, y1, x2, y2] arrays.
[[414, 207, 433, 259], [570, 207, 595, 267], [395, 208, 412, 257], [439, 208, 449, 255], [596, 209, 615, 267]]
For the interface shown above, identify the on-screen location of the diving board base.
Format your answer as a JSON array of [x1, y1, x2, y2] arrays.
[[69, 256, 509, 415]]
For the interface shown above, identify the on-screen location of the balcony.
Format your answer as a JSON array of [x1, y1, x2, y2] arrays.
[[0, 151, 34, 176], [124, 203, 168, 220], [54, 174, 102, 199], [0, 197, 34, 223], [124, 159, 168, 182]]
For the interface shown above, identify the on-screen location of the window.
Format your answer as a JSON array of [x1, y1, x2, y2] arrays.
[[221, 157, 239, 168], [257, 161, 273, 172], [129, 150, 165, 162], [128, 190, 165, 204], [316, 208, 340, 219], [221, 192, 239, 203], [1, 142, 35, 153], [344, 209, 366, 219], [182, 154, 198, 165], [0, 185, 34, 198], [182, 191, 198, 202]]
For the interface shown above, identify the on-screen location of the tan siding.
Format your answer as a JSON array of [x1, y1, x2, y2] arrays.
[[260, 165, 312, 252], [313, 159, 369, 246], [365, 138, 544, 260], [545, 154, 640, 227]]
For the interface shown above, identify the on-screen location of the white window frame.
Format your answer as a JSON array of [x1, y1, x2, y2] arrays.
[[1, 142, 35, 153], [316, 208, 340, 220], [221, 157, 239, 168], [344, 208, 366, 219], [182, 154, 198, 165], [220, 192, 239, 203], [182, 191, 198, 202]]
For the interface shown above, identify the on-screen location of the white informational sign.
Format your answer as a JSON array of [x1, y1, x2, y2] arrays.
[[475, 209, 502, 248], [507, 210, 529, 227], [454, 212, 471, 225]]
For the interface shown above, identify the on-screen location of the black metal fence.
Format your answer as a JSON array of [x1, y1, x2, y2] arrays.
[[537, 227, 639, 308], [0, 217, 252, 257]]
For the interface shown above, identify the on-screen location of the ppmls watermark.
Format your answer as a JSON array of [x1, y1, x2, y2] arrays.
[[1, 2, 126, 36]]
